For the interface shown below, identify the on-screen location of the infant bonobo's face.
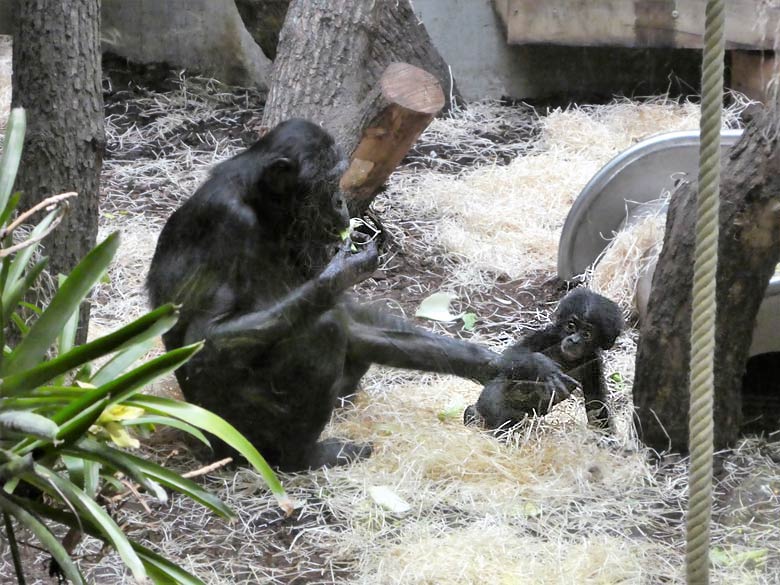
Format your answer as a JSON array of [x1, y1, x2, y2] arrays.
[[559, 315, 596, 362]]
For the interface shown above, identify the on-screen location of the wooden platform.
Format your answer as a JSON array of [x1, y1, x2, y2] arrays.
[[494, 1, 780, 102], [494, 0, 779, 49]]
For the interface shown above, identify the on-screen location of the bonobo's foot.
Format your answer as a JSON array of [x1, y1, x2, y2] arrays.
[[463, 404, 483, 426], [307, 438, 373, 469], [585, 402, 611, 431]]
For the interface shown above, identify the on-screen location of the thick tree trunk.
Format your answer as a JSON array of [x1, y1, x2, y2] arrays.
[[234, 0, 290, 60], [262, 0, 379, 152], [12, 0, 105, 342], [263, 0, 457, 216], [633, 107, 780, 452], [262, 0, 458, 155]]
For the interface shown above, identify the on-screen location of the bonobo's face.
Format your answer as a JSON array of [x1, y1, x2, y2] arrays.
[[265, 119, 350, 233], [558, 314, 597, 362]]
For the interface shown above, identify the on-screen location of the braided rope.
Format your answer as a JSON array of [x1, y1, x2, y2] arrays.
[[686, 1, 725, 583]]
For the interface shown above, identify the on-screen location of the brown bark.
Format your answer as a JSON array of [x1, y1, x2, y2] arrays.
[[12, 0, 105, 342], [341, 63, 444, 216], [262, 0, 458, 157], [262, 0, 378, 152], [633, 107, 780, 452]]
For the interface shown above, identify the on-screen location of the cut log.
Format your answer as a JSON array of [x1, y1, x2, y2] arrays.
[[632, 106, 780, 453], [341, 63, 444, 215], [263, 0, 458, 156]]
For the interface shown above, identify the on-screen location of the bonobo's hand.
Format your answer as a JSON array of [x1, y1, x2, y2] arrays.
[[497, 350, 579, 403], [526, 352, 580, 401], [320, 238, 379, 291]]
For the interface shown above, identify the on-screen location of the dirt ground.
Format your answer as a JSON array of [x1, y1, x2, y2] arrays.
[[2, 53, 780, 585]]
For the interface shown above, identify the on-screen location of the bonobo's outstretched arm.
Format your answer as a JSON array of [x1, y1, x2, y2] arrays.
[[206, 242, 378, 349], [345, 301, 574, 388]]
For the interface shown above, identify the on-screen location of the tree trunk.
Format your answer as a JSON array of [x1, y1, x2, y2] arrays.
[[262, 0, 458, 155], [633, 106, 780, 453], [12, 0, 105, 343], [234, 0, 290, 60]]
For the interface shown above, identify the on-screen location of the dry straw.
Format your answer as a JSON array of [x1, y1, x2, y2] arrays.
[[1, 59, 776, 583]]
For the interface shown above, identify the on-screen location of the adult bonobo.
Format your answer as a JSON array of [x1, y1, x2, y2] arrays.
[[465, 288, 624, 433], [147, 119, 576, 471]]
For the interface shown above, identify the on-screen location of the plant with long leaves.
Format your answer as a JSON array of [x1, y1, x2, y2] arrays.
[[0, 109, 291, 584]]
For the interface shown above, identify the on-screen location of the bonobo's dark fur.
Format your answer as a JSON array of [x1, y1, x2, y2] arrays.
[[465, 288, 624, 432], [147, 119, 577, 471]]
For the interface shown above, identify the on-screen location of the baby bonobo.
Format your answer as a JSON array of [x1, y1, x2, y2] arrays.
[[464, 288, 624, 432]]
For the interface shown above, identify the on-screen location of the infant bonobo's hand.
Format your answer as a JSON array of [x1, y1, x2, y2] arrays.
[[320, 238, 379, 291]]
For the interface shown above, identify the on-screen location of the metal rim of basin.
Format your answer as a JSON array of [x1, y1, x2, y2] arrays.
[[555, 128, 780, 356], [556, 128, 744, 279]]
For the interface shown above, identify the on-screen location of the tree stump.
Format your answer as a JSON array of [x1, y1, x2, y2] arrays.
[[341, 63, 444, 216], [633, 107, 780, 452]]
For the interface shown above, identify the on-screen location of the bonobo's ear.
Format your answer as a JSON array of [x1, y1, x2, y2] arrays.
[[598, 310, 625, 349], [263, 156, 299, 195]]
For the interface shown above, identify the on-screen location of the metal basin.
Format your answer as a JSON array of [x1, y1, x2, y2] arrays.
[[556, 128, 780, 357]]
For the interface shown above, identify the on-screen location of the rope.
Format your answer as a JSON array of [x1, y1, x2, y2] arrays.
[[686, 0, 725, 583]]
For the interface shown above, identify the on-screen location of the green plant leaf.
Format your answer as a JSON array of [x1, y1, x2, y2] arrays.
[[89, 332, 161, 387], [0, 490, 86, 585], [23, 495, 209, 584], [0, 410, 58, 440], [1, 303, 180, 396], [0, 191, 20, 227], [415, 291, 461, 322], [23, 344, 201, 452], [30, 464, 147, 582], [63, 439, 168, 504], [127, 395, 292, 513], [73, 439, 232, 518], [368, 485, 411, 515], [0, 109, 26, 213], [461, 312, 478, 331], [57, 273, 79, 357], [437, 400, 468, 422], [10, 312, 29, 336], [18, 496, 205, 584], [57, 343, 201, 428], [2, 258, 48, 325], [124, 415, 211, 447], [5, 208, 56, 288], [1, 232, 120, 377], [133, 541, 207, 585]]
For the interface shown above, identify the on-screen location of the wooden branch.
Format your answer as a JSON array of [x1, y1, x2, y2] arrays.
[[341, 62, 444, 213], [181, 457, 233, 478]]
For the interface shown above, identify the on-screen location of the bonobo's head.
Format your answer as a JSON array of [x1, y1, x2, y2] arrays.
[[554, 288, 624, 362], [237, 118, 350, 233]]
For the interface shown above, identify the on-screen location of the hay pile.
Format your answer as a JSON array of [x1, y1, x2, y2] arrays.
[[390, 97, 747, 286], [1, 62, 778, 584]]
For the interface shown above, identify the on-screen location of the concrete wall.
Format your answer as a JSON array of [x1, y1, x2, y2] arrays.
[[102, 0, 271, 89], [413, 0, 702, 101], [1, 0, 701, 100], [0, 0, 271, 89]]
